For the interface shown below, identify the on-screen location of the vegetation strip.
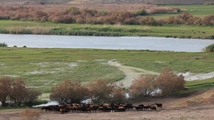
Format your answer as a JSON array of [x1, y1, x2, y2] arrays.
[[0, 48, 214, 93]]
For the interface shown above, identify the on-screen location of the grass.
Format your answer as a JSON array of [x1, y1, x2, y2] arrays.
[[0, 20, 214, 39], [186, 78, 214, 92], [0, 48, 214, 93], [149, 5, 214, 19]]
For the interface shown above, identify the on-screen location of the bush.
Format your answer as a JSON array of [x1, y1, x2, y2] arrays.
[[156, 67, 185, 96], [203, 44, 214, 52], [50, 79, 89, 104], [0, 43, 7, 47], [20, 108, 40, 120], [129, 75, 157, 98], [134, 8, 147, 16]]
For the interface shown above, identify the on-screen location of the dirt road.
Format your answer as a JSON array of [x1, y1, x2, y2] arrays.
[[108, 60, 159, 88]]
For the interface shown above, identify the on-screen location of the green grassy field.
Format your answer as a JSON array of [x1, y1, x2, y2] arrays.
[[0, 20, 214, 39], [1, 48, 214, 93], [149, 5, 214, 19], [186, 78, 214, 92]]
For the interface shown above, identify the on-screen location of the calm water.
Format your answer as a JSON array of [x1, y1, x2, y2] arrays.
[[0, 34, 214, 52]]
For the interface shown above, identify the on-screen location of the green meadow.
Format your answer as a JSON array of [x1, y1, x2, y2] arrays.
[[149, 5, 214, 19], [0, 48, 214, 93], [0, 20, 214, 39]]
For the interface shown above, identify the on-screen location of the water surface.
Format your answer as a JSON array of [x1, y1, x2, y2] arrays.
[[0, 34, 213, 52]]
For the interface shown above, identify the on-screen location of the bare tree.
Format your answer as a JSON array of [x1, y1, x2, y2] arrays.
[[87, 79, 114, 103], [129, 75, 157, 98], [10, 78, 28, 106], [156, 67, 185, 96], [50, 79, 89, 104], [110, 82, 126, 103], [24, 88, 42, 106], [0, 77, 12, 106]]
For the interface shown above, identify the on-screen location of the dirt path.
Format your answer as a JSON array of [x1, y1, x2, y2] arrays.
[[108, 60, 159, 88], [108, 60, 214, 87]]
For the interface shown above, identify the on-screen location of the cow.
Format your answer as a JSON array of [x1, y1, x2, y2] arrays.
[[155, 103, 163, 109], [149, 105, 157, 111], [134, 104, 144, 111]]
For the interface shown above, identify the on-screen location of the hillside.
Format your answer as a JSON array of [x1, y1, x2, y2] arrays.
[[170, 89, 214, 108], [1, 0, 214, 4]]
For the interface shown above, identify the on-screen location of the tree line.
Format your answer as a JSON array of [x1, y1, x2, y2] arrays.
[[0, 5, 214, 26], [0, 67, 185, 106], [50, 67, 185, 104]]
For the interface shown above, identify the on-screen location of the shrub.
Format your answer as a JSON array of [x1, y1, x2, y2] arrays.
[[20, 108, 40, 120], [134, 8, 147, 16], [87, 79, 114, 103], [203, 15, 214, 26], [203, 44, 214, 52], [156, 67, 185, 96], [110, 82, 126, 103], [50, 79, 89, 104], [0, 43, 7, 47], [139, 17, 157, 26], [129, 75, 157, 98]]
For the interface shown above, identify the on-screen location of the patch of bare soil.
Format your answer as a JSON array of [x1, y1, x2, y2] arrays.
[[171, 89, 214, 108]]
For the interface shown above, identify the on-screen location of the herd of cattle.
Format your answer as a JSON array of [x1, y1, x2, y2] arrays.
[[41, 103, 163, 114]]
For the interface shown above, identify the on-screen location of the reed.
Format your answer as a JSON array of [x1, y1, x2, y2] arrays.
[[0, 42, 7, 47]]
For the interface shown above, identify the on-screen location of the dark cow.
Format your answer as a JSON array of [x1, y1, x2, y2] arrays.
[[143, 105, 150, 111], [134, 104, 144, 111], [155, 103, 162, 108], [124, 103, 134, 110]]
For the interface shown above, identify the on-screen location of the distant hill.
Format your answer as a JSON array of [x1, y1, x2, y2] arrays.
[[1, 0, 214, 4]]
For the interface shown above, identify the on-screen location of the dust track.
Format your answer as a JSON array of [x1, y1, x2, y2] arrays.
[[108, 60, 159, 87]]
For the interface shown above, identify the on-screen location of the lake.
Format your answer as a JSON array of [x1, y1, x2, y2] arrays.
[[0, 34, 213, 52]]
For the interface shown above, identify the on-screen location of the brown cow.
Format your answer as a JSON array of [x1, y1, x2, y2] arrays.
[[149, 105, 157, 111]]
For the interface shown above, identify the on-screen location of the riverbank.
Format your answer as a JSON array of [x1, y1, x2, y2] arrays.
[[0, 20, 214, 39]]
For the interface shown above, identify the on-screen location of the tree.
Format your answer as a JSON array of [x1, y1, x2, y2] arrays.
[[110, 82, 126, 103], [24, 88, 42, 106], [0, 77, 41, 107], [87, 79, 114, 103], [129, 75, 157, 98], [0, 77, 12, 106], [50, 79, 89, 104], [156, 67, 185, 96], [10, 78, 28, 106]]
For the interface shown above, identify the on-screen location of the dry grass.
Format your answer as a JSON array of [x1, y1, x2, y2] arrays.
[[20, 108, 40, 120]]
